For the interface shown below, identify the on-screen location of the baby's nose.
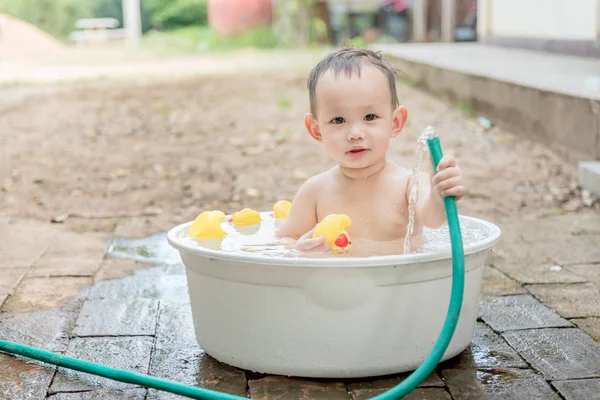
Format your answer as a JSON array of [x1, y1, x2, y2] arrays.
[[347, 126, 365, 140]]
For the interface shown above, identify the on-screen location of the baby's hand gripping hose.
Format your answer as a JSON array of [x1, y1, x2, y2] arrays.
[[0, 137, 464, 400]]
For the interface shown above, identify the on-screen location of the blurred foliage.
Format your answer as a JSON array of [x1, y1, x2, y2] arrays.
[[0, 0, 96, 39], [143, 0, 208, 30], [0, 0, 208, 39], [142, 25, 279, 52]]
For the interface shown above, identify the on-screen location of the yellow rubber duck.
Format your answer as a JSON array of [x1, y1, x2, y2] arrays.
[[313, 214, 352, 252], [228, 208, 261, 226], [188, 210, 226, 239], [272, 200, 292, 219]]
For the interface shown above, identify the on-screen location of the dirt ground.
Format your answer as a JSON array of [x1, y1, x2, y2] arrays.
[[1, 63, 598, 242]]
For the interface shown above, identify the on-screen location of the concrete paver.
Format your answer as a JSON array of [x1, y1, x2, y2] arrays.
[[148, 301, 248, 399], [93, 258, 153, 283], [0, 353, 54, 400], [526, 283, 600, 318], [565, 264, 600, 288], [50, 336, 154, 392], [351, 388, 451, 400], [0, 305, 78, 352], [439, 323, 527, 370], [571, 318, 600, 341], [48, 389, 147, 400], [346, 371, 444, 391], [503, 328, 600, 380], [478, 295, 572, 332], [480, 266, 526, 296], [27, 259, 103, 278], [495, 263, 588, 285], [1, 276, 91, 313], [72, 298, 159, 337], [248, 376, 350, 400], [441, 368, 560, 400], [0, 267, 28, 293], [551, 379, 600, 400]]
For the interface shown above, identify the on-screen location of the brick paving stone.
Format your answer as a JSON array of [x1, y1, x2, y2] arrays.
[[501, 263, 588, 284], [552, 235, 600, 266], [480, 266, 526, 296], [347, 371, 444, 392], [114, 217, 160, 238], [154, 301, 198, 350], [478, 295, 571, 332], [94, 258, 153, 283], [502, 328, 600, 380], [88, 269, 188, 303], [551, 379, 600, 400], [0, 353, 54, 400], [50, 337, 153, 392], [439, 323, 527, 369], [526, 283, 600, 318], [0, 219, 54, 268], [248, 376, 350, 400], [44, 232, 108, 260], [0, 267, 28, 293], [0, 301, 80, 352], [571, 318, 600, 341], [148, 351, 248, 400], [148, 301, 247, 399], [1, 276, 91, 313], [565, 264, 600, 288], [48, 389, 147, 400], [72, 298, 159, 337], [441, 369, 560, 400], [351, 388, 451, 400], [346, 371, 444, 399], [28, 258, 102, 278]]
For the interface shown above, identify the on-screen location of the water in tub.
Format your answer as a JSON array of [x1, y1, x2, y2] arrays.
[[175, 126, 488, 258]]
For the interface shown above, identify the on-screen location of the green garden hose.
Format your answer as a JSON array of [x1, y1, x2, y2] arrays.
[[0, 137, 464, 400]]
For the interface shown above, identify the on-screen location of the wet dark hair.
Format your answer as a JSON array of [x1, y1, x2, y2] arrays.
[[307, 47, 399, 115]]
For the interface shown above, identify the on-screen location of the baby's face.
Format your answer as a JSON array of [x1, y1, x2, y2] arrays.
[[311, 65, 403, 171]]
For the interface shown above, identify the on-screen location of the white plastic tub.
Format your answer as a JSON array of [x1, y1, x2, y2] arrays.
[[167, 215, 501, 378]]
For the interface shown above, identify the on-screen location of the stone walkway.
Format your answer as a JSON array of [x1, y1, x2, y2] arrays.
[[1, 210, 600, 399]]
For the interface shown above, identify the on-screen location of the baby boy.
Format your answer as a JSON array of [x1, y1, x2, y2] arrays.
[[277, 47, 465, 253]]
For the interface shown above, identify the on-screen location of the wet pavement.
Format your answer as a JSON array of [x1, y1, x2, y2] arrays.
[[1, 218, 600, 400]]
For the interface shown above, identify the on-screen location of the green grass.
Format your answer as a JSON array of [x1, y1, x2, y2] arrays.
[[141, 25, 281, 53]]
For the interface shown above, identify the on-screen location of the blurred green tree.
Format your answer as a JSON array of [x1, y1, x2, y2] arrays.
[[0, 0, 95, 39], [143, 0, 208, 30]]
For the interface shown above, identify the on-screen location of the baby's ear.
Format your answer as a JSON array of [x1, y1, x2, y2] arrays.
[[305, 113, 322, 142], [391, 106, 408, 138]]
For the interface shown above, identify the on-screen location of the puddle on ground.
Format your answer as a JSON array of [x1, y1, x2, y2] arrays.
[[106, 232, 181, 265]]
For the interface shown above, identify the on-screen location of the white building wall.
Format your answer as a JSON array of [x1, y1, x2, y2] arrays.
[[478, 0, 600, 40]]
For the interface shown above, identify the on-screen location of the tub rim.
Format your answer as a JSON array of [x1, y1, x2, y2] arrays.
[[167, 214, 501, 268]]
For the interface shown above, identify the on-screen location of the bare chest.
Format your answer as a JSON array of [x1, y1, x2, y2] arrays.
[[316, 180, 410, 241]]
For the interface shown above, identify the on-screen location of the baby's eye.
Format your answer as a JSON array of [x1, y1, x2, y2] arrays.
[[364, 114, 378, 121], [330, 117, 345, 124]]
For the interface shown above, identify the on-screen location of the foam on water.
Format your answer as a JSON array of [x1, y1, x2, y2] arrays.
[[177, 211, 489, 259]]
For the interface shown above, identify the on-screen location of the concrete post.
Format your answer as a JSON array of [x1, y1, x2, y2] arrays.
[[596, 0, 600, 38], [412, 0, 428, 42], [122, 0, 142, 45], [441, 0, 455, 42]]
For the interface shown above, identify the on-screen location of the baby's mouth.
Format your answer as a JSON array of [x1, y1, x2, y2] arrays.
[[347, 148, 368, 157]]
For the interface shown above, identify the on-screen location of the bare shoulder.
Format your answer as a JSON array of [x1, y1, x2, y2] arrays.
[[276, 170, 332, 239]]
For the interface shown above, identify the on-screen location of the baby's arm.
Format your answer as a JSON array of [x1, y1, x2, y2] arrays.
[[415, 155, 465, 228], [276, 176, 329, 252]]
